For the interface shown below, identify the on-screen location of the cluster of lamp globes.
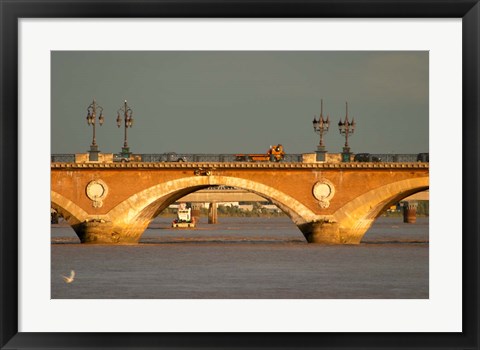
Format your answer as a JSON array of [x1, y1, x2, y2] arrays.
[[85, 99, 134, 147], [312, 100, 356, 148]]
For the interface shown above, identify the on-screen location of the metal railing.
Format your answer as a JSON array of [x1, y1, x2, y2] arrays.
[[51, 153, 427, 163], [283, 154, 303, 162], [51, 154, 75, 163], [369, 154, 419, 163]]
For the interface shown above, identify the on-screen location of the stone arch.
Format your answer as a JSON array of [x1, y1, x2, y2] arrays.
[[332, 177, 429, 242], [50, 191, 89, 226], [107, 175, 319, 227]]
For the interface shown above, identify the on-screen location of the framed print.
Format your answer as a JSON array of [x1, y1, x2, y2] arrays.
[[1, 0, 479, 349]]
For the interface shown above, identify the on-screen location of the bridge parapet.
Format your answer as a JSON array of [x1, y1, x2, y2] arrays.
[[51, 162, 428, 170], [52, 153, 426, 163]]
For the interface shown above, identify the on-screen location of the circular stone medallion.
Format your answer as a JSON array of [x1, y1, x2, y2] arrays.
[[312, 180, 335, 208], [313, 183, 332, 199], [86, 180, 108, 207], [86, 182, 105, 199]]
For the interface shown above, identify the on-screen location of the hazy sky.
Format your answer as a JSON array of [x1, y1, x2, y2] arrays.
[[51, 51, 428, 155]]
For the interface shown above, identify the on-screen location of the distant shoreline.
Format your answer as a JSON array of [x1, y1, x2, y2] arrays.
[[52, 212, 428, 228]]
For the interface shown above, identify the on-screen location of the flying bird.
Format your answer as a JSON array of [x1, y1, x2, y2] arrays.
[[62, 270, 75, 283]]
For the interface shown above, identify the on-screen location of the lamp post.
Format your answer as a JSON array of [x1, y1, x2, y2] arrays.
[[312, 99, 330, 161], [116, 100, 134, 157], [86, 99, 104, 161], [338, 101, 356, 162]]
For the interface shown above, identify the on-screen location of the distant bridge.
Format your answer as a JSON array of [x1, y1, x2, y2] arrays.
[[178, 187, 429, 203], [179, 187, 268, 202]]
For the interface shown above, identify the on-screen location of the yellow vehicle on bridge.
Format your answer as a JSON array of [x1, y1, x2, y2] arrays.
[[235, 144, 285, 162]]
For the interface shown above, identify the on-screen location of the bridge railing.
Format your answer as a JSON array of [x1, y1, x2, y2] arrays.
[[191, 154, 238, 162], [50, 153, 425, 163], [283, 154, 303, 162], [369, 154, 419, 162], [51, 154, 76, 163], [153, 154, 305, 162]]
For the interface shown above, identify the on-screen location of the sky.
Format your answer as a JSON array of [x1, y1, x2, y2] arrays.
[[51, 51, 428, 155]]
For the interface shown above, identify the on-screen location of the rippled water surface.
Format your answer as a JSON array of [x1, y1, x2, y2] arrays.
[[51, 216, 428, 299]]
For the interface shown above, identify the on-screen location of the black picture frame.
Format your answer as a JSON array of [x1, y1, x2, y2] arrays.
[[1, 1, 478, 349]]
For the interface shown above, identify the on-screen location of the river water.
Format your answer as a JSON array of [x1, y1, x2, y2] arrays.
[[51, 216, 428, 299]]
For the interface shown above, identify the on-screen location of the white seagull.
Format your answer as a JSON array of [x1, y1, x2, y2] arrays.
[[62, 270, 75, 283]]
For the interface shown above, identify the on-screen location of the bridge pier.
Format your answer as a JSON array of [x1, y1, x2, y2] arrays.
[[191, 203, 202, 222], [298, 220, 363, 245], [71, 219, 146, 244], [402, 201, 418, 224], [208, 202, 218, 224]]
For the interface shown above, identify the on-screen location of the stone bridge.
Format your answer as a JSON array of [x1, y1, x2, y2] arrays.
[[51, 162, 429, 244]]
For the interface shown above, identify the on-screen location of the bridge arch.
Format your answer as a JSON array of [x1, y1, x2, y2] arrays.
[[51, 191, 89, 226], [332, 177, 429, 243], [108, 175, 319, 231]]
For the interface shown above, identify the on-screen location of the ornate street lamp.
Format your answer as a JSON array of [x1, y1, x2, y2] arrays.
[[116, 100, 134, 157], [86, 99, 104, 161], [338, 101, 356, 162], [312, 99, 330, 161]]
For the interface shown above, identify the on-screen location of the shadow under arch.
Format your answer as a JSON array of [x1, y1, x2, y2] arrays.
[[107, 175, 319, 229], [332, 177, 429, 242]]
